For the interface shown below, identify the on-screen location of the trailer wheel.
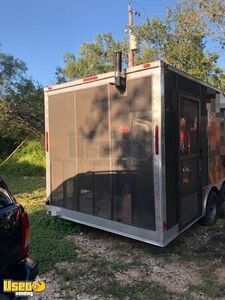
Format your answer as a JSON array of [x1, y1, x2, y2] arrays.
[[219, 184, 225, 218], [201, 190, 218, 226]]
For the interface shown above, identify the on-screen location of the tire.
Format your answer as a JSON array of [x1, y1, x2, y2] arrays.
[[201, 190, 219, 226], [219, 184, 225, 218]]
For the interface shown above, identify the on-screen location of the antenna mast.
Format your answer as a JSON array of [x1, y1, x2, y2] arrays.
[[128, 2, 134, 67]]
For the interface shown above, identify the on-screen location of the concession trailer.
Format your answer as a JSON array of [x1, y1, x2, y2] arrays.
[[44, 55, 225, 247]]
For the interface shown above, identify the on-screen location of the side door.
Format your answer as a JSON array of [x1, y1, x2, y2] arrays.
[[178, 95, 202, 229]]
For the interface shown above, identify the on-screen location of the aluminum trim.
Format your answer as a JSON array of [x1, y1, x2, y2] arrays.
[[45, 78, 115, 96], [48, 205, 163, 246], [44, 72, 116, 92], [44, 93, 51, 204], [152, 67, 163, 239], [45, 61, 223, 95], [126, 61, 161, 74], [163, 216, 202, 246], [160, 65, 167, 229], [44, 61, 162, 94]]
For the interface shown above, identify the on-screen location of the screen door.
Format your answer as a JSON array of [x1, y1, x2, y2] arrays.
[[179, 96, 201, 229]]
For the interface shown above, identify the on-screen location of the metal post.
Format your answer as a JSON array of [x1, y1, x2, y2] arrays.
[[128, 2, 134, 67]]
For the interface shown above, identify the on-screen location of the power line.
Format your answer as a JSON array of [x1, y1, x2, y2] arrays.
[[130, 0, 147, 16]]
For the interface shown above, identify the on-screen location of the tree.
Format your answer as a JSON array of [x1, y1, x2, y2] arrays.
[[59, 33, 128, 81], [57, 1, 225, 91], [5, 78, 44, 133], [0, 50, 27, 94], [197, 0, 225, 47], [0, 49, 44, 157], [55, 66, 67, 84], [134, 0, 225, 91], [0, 49, 44, 133]]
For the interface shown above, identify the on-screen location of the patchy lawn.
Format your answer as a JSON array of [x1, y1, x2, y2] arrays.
[[3, 174, 225, 300], [2, 174, 78, 273]]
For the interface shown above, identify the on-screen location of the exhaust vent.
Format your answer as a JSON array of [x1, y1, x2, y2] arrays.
[[114, 51, 126, 91]]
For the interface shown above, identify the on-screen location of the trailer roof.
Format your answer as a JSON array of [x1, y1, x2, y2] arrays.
[[44, 60, 222, 94], [166, 64, 222, 94], [44, 61, 161, 93]]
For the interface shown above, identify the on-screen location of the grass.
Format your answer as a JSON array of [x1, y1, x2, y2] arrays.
[[0, 140, 45, 177], [83, 280, 193, 300], [2, 174, 45, 194], [14, 180, 78, 274], [0, 140, 79, 273], [2, 172, 225, 299], [1, 139, 225, 298], [193, 280, 225, 298], [93, 281, 172, 300], [56, 267, 74, 282]]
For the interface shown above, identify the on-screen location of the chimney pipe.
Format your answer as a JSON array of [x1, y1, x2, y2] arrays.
[[114, 51, 126, 90], [114, 51, 122, 75]]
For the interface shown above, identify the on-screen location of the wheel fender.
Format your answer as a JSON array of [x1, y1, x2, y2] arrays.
[[202, 186, 219, 217]]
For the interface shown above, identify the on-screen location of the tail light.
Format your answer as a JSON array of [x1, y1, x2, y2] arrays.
[[155, 125, 159, 155], [163, 222, 168, 231], [20, 211, 30, 259]]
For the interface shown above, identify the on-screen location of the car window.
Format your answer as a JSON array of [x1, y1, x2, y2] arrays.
[[0, 189, 12, 208]]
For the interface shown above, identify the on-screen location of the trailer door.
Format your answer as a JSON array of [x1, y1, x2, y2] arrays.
[[179, 96, 201, 229]]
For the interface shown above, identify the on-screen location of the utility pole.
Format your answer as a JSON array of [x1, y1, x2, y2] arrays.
[[128, 2, 134, 67]]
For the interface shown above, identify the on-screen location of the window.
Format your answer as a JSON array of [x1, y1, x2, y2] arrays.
[[180, 98, 198, 154]]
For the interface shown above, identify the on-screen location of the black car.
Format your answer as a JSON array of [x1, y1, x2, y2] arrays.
[[0, 177, 38, 300]]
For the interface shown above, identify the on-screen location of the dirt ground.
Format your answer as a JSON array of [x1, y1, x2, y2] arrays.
[[33, 218, 225, 300]]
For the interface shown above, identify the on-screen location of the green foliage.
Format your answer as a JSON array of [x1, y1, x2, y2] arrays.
[[55, 66, 67, 84], [0, 101, 29, 141], [58, 1, 225, 92], [5, 78, 44, 133], [59, 33, 128, 81], [197, 0, 225, 47], [0, 50, 27, 94], [0, 140, 45, 176], [0, 49, 44, 157], [134, 2, 225, 91]]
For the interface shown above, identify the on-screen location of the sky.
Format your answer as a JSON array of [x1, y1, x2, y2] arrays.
[[0, 0, 178, 86], [0, 0, 222, 87]]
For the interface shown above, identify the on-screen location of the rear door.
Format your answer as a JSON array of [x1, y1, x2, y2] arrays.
[[178, 95, 202, 229]]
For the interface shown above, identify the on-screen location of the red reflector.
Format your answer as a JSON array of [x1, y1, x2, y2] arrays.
[[119, 126, 130, 134], [143, 63, 151, 68], [155, 125, 159, 155], [20, 211, 30, 259], [163, 222, 168, 231], [83, 75, 98, 82], [45, 131, 49, 152]]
